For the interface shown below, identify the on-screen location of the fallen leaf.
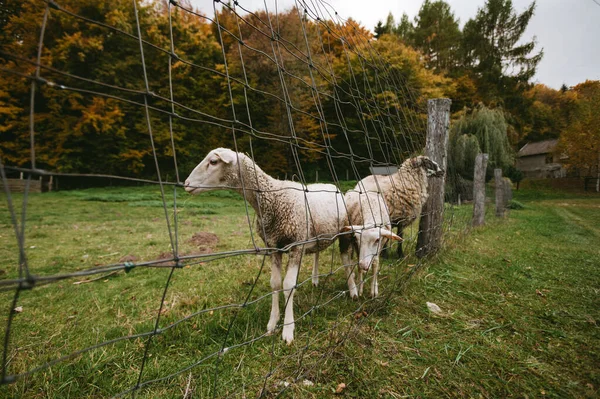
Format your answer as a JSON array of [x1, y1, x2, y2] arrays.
[[335, 383, 346, 394], [14, 306, 23, 313], [536, 289, 545, 297], [426, 302, 442, 314], [302, 379, 314, 387]]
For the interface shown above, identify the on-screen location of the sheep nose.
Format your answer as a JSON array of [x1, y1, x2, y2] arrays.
[[184, 179, 193, 192], [359, 260, 371, 271]]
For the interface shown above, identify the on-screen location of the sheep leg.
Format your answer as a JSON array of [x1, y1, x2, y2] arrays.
[[340, 236, 358, 299], [357, 268, 364, 297], [282, 248, 302, 345], [341, 250, 359, 299], [381, 245, 389, 259], [371, 257, 379, 298], [312, 252, 319, 287], [266, 252, 282, 335], [396, 227, 404, 258]]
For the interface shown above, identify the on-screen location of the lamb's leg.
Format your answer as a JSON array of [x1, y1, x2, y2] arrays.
[[312, 252, 319, 287], [282, 248, 302, 345], [396, 227, 404, 258], [343, 259, 359, 299], [371, 257, 379, 298], [340, 238, 358, 299], [357, 268, 364, 297], [266, 252, 282, 334]]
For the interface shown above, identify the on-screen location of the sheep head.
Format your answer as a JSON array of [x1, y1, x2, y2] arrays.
[[342, 225, 402, 271], [184, 148, 239, 194], [410, 155, 444, 177]]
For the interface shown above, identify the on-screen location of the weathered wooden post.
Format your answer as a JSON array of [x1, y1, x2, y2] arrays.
[[504, 178, 513, 203], [315, 170, 319, 182], [472, 153, 489, 227], [495, 168, 505, 218], [416, 98, 451, 258]]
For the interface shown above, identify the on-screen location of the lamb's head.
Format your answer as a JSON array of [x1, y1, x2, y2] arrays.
[[184, 148, 239, 194], [342, 225, 402, 271], [410, 155, 444, 177]]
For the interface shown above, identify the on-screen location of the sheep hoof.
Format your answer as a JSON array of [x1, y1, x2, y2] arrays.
[[266, 320, 278, 335], [282, 325, 294, 345], [312, 278, 319, 287]]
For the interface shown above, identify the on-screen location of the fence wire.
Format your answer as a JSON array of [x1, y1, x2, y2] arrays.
[[0, 0, 480, 397]]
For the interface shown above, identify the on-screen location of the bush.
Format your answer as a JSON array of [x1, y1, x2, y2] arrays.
[[507, 200, 525, 210]]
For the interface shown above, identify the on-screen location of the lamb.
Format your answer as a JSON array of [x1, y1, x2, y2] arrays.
[[340, 190, 402, 298], [356, 156, 443, 258], [184, 148, 348, 344]]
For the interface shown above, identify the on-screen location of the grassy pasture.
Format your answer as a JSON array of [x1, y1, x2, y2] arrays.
[[0, 185, 598, 398]]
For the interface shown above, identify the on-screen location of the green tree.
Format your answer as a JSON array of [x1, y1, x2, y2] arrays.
[[374, 12, 396, 39], [461, 0, 543, 105], [410, 0, 462, 73], [449, 104, 514, 180]]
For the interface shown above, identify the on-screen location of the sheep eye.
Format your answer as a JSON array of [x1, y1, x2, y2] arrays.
[[209, 159, 218, 166]]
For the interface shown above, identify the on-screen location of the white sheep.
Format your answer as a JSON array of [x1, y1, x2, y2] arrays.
[[340, 190, 402, 298], [184, 148, 348, 344], [356, 156, 443, 258]]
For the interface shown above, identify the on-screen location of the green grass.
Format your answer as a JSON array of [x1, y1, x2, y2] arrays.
[[0, 185, 598, 398]]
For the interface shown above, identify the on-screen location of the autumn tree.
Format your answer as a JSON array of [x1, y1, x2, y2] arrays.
[[0, 0, 223, 177], [557, 81, 600, 189], [521, 83, 577, 144]]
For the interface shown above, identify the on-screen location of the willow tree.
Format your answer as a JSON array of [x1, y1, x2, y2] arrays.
[[449, 104, 514, 180]]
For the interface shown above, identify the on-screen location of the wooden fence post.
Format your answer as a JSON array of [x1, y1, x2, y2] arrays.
[[472, 153, 489, 227], [416, 98, 451, 258], [495, 168, 505, 218]]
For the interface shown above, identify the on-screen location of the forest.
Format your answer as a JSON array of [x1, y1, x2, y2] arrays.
[[0, 0, 598, 182]]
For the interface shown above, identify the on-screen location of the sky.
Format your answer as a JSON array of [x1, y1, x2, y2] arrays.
[[190, 0, 600, 89]]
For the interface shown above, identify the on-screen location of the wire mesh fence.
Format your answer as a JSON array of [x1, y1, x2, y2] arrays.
[[0, 0, 489, 396]]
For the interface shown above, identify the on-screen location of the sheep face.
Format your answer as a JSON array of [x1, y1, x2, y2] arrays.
[[411, 156, 444, 177], [184, 148, 238, 194], [343, 226, 402, 271]]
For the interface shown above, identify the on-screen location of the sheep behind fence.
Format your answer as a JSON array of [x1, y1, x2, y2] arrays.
[[0, 0, 483, 396]]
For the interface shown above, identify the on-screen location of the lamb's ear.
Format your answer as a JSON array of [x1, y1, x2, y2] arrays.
[[215, 150, 237, 165], [380, 229, 403, 242], [342, 225, 364, 233]]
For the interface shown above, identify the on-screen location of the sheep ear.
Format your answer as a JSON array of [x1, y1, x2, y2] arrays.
[[215, 150, 237, 165], [381, 229, 403, 242]]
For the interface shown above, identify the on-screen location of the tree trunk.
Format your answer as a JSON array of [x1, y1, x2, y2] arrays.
[[416, 98, 451, 258]]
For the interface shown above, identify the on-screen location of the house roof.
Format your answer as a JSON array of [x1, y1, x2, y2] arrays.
[[517, 139, 559, 157]]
